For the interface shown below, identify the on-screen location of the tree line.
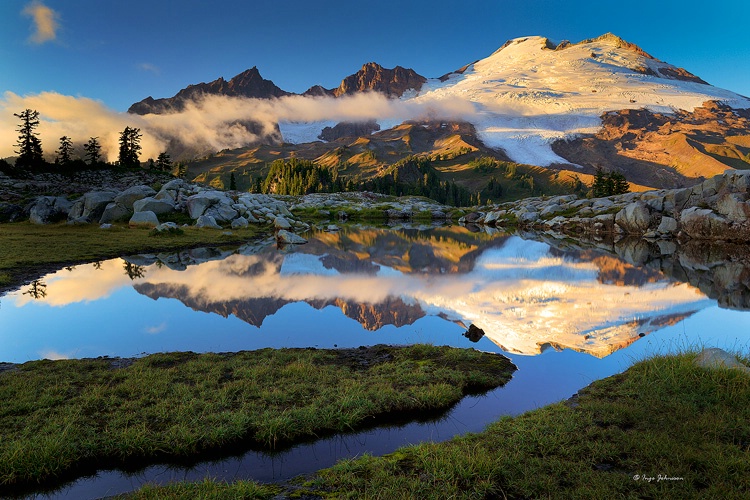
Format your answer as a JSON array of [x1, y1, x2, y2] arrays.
[[2, 108, 175, 175], [252, 156, 476, 207]]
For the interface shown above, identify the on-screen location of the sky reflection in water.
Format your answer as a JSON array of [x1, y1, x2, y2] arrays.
[[3, 226, 749, 499]]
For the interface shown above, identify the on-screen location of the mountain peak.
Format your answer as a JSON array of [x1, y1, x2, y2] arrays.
[[128, 66, 289, 115], [333, 62, 427, 98]]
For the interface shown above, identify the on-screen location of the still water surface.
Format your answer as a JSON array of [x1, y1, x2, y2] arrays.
[[1, 225, 748, 498]]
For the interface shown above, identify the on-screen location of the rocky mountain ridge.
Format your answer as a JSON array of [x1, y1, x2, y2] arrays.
[[128, 67, 291, 115]]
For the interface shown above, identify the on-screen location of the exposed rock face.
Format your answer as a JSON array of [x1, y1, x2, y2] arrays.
[[129, 211, 159, 228], [27, 196, 71, 225], [319, 121, 381, 141], [552, 103, 750, 189], [333, 62, 427, 98], [471, 170, 750, 243], [128, 67, 290, 115]]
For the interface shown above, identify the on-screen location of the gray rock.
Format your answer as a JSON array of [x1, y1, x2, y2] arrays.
[[715, 193, 750, 223], [82, 191, 118, 221], [518, 211, 539, 224], [680, 207, 732, 240], [195, 214, 222, 229], [695, 348, 750, 374], [100, 223, 113, 229], [214, 204, 239, 222], [274, 216, 292, 230], [114, 185, 156, 210], [656, 216, 678, 236], [276, 229, 307, 245], [539, 204, 563, 217], [129, 211, 159, 228], [0, 202, 24, 222], [67, 216, 91, 225], [29, 197, 62, 224], [231, 217, 249, 229], [67, 199, 84, 220], [133, 197, 175, 215], [186, 191, 233, 219], [99, 202, 131, 224], [614, 201, 651, 234], [153, 222, 180, 233]]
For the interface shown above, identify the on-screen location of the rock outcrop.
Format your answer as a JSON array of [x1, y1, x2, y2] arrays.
[[468, 170, 750, 243], [128, 67, 290, 115], [332, 62, 427, 98]]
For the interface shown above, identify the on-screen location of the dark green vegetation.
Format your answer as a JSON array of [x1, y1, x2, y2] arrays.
[[0, 345, 515, 489], [129, 351, 750, 499], [186, 121, 620, 201], [0, 222, 260, 292], [253, 156, 475, 206], [592, 167, 630, 197], [3, 109, 176, 174], [296, 351, 750, 499], [119, 479, 281, 499]]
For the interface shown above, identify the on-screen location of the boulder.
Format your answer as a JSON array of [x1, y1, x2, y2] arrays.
[[129, 211, 159, 228], [695, 348, 750, 374], [715, 193, 750, 223], [114, 185, 156, 210], [517, 211, 539, 224], [680, 207, 732, 240], [276, 229, 307, 244], [133, 197, 175, 215], [273, 216, 292, 230], [195, 214, 222, 229], [186, 191, 233, 219], [84, 191, 118, 219], [231, 217, 249, 229], [99, 202, 131, 224], [29, 196, 68, 224], [614, 201, 651, 234], [656, 216, 678, 236], [153, 222, 181, 233], [0, 202, 24, 222]]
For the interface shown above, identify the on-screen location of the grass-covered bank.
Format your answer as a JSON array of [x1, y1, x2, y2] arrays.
[[124, 351, 750, 499], [0, 221, 263, 292], [0, 345, 515, 491], [298, 351, 750, 499]]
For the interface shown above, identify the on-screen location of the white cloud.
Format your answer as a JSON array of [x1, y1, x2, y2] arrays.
[[0, 90, 479, 162], [138, 63, 161, 75], [22, 1, 59, 45], [145, 322, 167, 335]]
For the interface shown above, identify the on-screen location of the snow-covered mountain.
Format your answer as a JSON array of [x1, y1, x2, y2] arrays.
[[408, 33, 750, 167], [130, 33, 750, 190]]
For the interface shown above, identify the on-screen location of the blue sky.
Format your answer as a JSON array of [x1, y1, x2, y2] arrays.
[[1, 0, 749, 112]]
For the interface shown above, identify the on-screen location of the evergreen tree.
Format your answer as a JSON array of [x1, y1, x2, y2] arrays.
[[610, 171, 630, 195], [118, 126, 142, 167], [14, 109, 44, 169], [83, 137, 102, 165], [229, 172, 237, 190], [175, 162, 187, 178], [155, 152, 172, 171], [56, 136, 74, 165]]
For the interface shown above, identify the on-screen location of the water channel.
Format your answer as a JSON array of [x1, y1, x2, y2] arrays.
[[1, 224, 748, 498]]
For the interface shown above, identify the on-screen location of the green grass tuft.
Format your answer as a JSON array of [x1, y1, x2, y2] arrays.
[[0, 345, 514, 490], [293, 350, 750, 499]]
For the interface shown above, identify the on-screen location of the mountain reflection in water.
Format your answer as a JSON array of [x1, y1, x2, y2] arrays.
[[1, 226, 727, 361]]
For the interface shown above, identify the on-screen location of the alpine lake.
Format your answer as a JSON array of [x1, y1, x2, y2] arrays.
[[1, 222, 748, 499]]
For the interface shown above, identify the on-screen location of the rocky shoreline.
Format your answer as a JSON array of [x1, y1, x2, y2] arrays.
[[3, 169, 750, 245], [462, 170, 750, 242]]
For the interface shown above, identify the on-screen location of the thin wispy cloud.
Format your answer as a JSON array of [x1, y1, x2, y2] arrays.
[[138, 63, 161, 75], [145, 322, 168, 335], [22, 1, 60, 45]]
